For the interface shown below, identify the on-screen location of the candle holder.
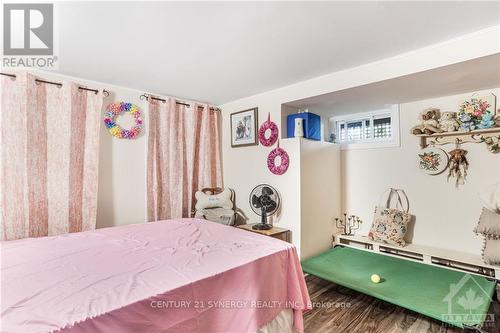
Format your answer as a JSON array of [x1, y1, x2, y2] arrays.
[[334, 213, 362, 235]]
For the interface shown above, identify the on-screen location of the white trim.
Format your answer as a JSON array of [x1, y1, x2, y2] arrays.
[[330, 105, 400, 150]]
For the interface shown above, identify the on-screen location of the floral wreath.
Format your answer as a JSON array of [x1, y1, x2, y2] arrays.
[[267, 141, 289, 175], [104, 102, 143, 139], [259, 113, 278, 147]]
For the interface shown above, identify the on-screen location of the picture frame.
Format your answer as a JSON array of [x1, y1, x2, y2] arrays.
[[230, 107, 258, 147]]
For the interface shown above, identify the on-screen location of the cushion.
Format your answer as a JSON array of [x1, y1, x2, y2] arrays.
[[195, 208, 235, 226], [368, 207, 411, 247], [482, 237, 500, 265], [479, 183, 500, 213], [474, 207, 500, 238], [195, 188, 233, 210]]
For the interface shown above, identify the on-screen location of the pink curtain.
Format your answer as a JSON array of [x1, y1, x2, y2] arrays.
[[147, 98, 222, 221], [1, 73, 103, 241]]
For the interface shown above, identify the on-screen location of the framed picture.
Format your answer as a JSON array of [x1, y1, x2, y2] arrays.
[[230, 107, 258, 147]]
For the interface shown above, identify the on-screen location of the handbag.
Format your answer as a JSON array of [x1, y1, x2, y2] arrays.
[[368, 188, 411, 247]]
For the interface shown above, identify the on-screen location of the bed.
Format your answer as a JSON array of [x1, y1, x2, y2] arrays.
[[1, 219, 310, 333], [302, 246, 496, 330]]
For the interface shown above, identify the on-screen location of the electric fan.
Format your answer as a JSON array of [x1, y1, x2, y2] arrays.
[[249, 184, 280, 230]]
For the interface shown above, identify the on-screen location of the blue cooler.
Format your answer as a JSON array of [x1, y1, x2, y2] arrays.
[[287, 112, 321, 140]]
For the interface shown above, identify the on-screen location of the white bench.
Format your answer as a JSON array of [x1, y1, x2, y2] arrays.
[[334, 234, 500, 283]]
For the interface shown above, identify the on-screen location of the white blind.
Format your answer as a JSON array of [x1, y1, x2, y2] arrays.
[[337, 114, 392, 143]]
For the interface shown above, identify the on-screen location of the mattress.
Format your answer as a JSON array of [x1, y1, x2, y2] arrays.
[[302, 246, 496, 329], [1, 219, 310, 333]]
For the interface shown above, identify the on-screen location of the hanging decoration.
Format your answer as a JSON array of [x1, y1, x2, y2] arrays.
[[457, 94, 496, 131], [418, 147, 449, 175], [258, 113, 279, 147], [482, 135, 500, 153], [104, 102, 143, 139], [448, 143, 469, 188], [267, 140, 289, 175], [411, 106, 500, 154]]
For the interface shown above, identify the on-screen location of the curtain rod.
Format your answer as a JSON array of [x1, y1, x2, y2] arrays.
[[1, 73, 110, 97], [140, 93, 220, 112], [1, 72, 16, 78]]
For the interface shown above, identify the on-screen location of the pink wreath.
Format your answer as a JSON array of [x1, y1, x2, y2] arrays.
[[259, 113, 278, 147], [267, 141, 289, 175]]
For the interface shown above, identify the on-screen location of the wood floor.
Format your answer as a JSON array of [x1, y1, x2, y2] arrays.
[[304, 275, 500, 333]]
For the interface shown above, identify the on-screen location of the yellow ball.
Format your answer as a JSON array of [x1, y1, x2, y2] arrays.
[[371, 274, 381, 284]]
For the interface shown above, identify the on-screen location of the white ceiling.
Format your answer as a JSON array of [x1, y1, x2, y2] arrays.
[[56, 2, 500, 104], [285, 54, 500, 117]]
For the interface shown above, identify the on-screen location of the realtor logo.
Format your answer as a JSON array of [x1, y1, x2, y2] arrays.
[[442, 274, 494, 328], [2, 3, 57, 68], [3, 3, 53, 55]]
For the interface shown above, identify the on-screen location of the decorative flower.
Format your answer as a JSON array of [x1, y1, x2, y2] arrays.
[[104, 102, 143, 139], [480, 101, 490, 111], [465, 105, 475, 114], [419, 151, 441, 171], [482, 135, 500, 153], [458, 97, 494, 131], [478, 121, 494, 129], [459, 113, 472, 122]]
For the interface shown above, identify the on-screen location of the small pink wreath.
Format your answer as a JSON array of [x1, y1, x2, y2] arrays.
[[267, 142, 289, 175], [259, 113, 278, 147]]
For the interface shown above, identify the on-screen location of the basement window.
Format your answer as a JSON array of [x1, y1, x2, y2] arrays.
[[330, 105, 400, 150]]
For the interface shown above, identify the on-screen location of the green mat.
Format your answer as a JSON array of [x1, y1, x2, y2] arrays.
[[301, 246, 496, 328]]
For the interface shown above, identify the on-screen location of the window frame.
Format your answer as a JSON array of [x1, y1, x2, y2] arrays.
[[330, 105, 400, 150]]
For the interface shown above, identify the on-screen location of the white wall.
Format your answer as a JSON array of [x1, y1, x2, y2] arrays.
[[300, 140, 340, 259], [96, 89, 148, 228], [228, 131, 303, 249], [27, 27, 499, 241], [223, 88, 499, 257], [220, 28, 500, 256], [342, 88, 500, 255]]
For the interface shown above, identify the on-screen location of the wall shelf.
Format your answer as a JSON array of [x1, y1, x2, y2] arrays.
[[414, 127, 500, 152]]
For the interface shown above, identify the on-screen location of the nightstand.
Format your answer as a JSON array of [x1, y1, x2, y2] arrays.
[[237, 224, 291, 242]]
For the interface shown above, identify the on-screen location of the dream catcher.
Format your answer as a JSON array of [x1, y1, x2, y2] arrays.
[[447, 140, 469, 187]]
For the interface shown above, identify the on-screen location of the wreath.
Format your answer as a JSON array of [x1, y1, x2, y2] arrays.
[[259, 113, 278, 147], [104, 102, 143, 139], [267, 141, 289, 175]]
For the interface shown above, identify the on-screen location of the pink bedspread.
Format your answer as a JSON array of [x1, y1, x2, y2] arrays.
[[1, 219, 310, 333]]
